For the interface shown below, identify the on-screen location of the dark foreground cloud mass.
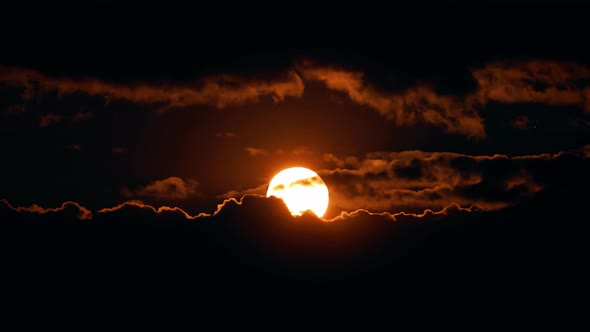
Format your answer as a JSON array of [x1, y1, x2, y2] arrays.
[[1, 190, 588, 330]]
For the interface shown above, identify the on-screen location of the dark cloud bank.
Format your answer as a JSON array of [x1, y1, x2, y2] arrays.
[[2, 182, 588, 330]]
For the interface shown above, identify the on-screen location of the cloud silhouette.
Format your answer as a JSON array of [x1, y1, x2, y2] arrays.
[[215, 132, 237, 138], [244, 146, 268, 156], [0, 193, 488, 226], [126, 177, 199, 200], [318, 149, 582, 214], [330, 202, 483, 222], [300, 60, 590, 138], [223, 147, 588, 217], [39, 113, 63, 127], [269, 176, 325, 192], [0, 66, 304, 112], [218, 183, 268, 199], [301, 63, 486, 138], [97, 201, 205, 220], [511, 115, 531, 129], [472, 60, 590, 111], [4, 60, 589, 138], [0, 198, 92, 220]]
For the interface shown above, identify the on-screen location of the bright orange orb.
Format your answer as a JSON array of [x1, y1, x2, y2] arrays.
[[266, 167, 329, 218]]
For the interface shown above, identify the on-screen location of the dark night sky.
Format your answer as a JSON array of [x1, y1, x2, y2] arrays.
[[1, 1, 589, 330]]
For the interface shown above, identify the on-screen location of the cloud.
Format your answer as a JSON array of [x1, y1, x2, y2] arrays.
[[286, 176, 324, 189], [329, 202, 483, 222], [72, 111, 94, 122], [504, 172, 543, 196], [5, 60, 588, 137], [226, 147, 588, 217], [300, 64, 486, 139], [1, 198, 210, 222], [472, 60, 590, 111], [39, 111, 95, 128], [0, 66, 304, 112], [0, 198, 92, 220], [300, 60, 590, 138], [245, 146, 268, 156], [0, 189, 489, 228], [4, 104, 25, 115], [39, 113, 63, 127], [289, 146, 313, 156], [218, 182, 268, 200], [130, 177, 199, 200], [96, 195, 291, 222], [97, 201, 206, 220], [215, 132, 237, 138], [317, 149, 584, 214], [246, 146, 314, 157], [511, 115, 531, 129]]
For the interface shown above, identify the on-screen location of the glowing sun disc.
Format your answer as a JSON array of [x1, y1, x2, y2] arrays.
[[266, 167, 329, 218]]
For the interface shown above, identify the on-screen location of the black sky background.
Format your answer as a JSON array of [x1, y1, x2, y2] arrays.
[[2, 1, 590, 330], [3, 2, 590, 81]]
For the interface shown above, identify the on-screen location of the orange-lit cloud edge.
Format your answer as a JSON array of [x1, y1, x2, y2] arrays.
[[2, 59, 590, 138], [221, 146, 590, 216], [3, 145, 588, 223], [0, 195, 479, 223]]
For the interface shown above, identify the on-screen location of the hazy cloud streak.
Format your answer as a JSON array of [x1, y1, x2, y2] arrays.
[[0, 66, 304, 111]]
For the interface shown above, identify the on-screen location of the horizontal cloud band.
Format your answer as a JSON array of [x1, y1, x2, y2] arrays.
[[222, 146, 590, 216], [2, 60, 590, 137], [1, 195, 482, 224]]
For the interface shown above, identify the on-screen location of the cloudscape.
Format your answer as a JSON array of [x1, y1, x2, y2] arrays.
[[1, 2, 589, 330]]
